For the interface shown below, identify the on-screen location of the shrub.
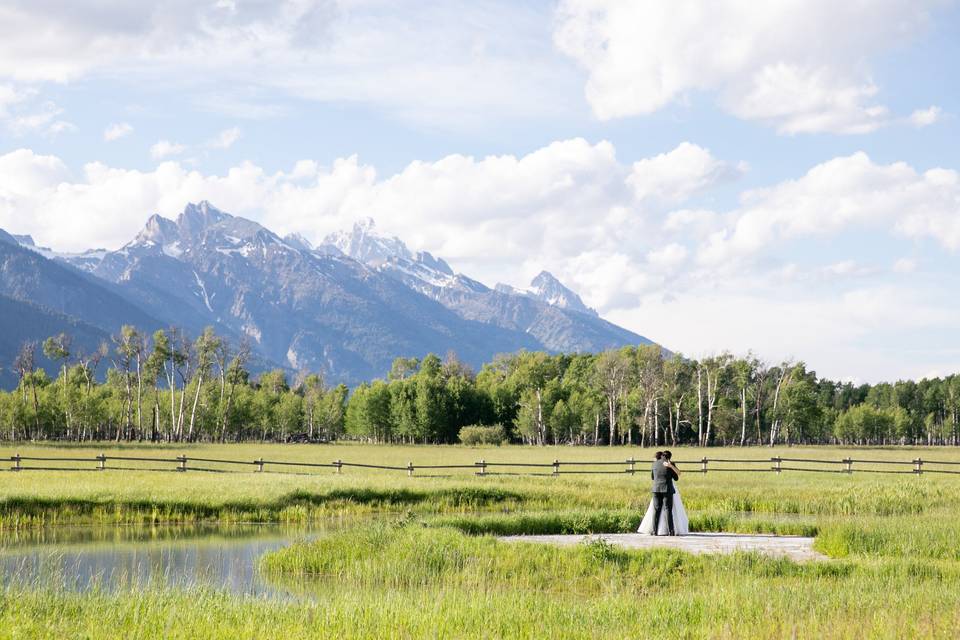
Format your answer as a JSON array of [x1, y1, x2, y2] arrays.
[[458, 424, 507, 446]]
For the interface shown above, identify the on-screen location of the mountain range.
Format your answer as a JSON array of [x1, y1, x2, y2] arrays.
[[0, 202, 657, 387]]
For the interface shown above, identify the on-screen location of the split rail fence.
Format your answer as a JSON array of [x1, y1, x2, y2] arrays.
[[6, 454, 960, 477]]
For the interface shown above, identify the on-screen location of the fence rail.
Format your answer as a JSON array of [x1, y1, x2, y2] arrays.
[[3, 454, 956, 477]]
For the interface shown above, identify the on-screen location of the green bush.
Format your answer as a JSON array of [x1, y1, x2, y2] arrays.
[[458, 424, 507, 446]]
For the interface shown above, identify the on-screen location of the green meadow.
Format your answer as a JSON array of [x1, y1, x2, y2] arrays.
[[1, 443, 959, 638]]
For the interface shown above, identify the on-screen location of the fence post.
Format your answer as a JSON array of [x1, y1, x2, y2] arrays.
[[12, 453, 20, 472], [627, 458, 636, 474], [407, 461, 414, 477], [97, 453, 106, 471], [914, 458, 923, 475], [701, 457, 708, 474], [335, 459, 342, 474], [843, 458, 852, 474], [177, 455, 187, 472], [772, 457, 782, 474], [552, 459, 560, 477], [477, 459, 486, 476], [256, 457, 264, 473]]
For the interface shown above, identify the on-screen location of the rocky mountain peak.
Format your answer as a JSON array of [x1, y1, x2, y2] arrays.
[[134, 213, 178, 246], [325, 218, 413, 266], [528, 271, 596, 316], [176, 201, 230, 236], [284, 232, 314, 251], [0, 229, 18, 246]]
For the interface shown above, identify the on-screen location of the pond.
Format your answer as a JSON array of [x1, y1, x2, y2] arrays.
[[0, 520, 360, 597]]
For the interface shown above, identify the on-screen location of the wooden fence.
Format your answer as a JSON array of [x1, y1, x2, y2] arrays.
[[7, 454, 960, 476]]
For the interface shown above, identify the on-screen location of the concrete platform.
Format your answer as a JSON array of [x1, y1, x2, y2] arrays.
[[500, 532, 827, 562]]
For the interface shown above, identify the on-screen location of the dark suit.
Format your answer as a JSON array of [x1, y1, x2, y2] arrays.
[[650, 459, 679, 535]]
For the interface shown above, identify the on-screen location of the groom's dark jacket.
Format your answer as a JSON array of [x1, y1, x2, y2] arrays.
[[651, 460, 679, 494]]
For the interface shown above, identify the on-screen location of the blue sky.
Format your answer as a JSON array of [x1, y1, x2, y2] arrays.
[[0, 0, 959, 382]]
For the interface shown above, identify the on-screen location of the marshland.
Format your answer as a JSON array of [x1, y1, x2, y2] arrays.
[[0, 443, 958, 638]]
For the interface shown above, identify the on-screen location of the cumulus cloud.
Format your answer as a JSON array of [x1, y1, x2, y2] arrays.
[[150, 140, 187, 159], [553, 0, 941, 133], [0, 139, 728, 309], [2, 141, 960, 381], [628, 142, 746, 203], [104, 122, 133, 141], [698, 152, 960, 266], [0, 148, 71, 197]]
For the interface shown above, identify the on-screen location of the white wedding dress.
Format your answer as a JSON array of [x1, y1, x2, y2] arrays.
[[637, 484, 689, 535]]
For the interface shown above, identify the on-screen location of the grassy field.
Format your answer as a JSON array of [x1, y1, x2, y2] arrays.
[[1, 443, 960, 638]]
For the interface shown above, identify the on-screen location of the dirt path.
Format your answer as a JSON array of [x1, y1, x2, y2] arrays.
[[500, 532, 827, 562]]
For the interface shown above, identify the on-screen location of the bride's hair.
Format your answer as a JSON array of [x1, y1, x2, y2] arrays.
[[663, 450, 673, 460]]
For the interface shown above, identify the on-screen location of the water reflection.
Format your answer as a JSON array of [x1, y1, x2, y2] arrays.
[[0, 520, 357, 597]]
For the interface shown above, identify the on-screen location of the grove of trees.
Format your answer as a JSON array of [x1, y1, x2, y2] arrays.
[[2, 327, 960, 446]]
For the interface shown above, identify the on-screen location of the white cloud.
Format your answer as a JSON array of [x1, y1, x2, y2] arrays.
[[150, 140, 187, 159], [104, 122, 133, 141], [0, 139, 724, 311], [0, 84, 32, 115], [909, 106, 942, 127], [628, 142, 745, 204], [208, 127, 241, 149], [553, 0, 941, 133], [0, 1, 576, 128], [0, 148, 71, 197], [3, 141, 960, 381], [698, 152, 960, 266], [3, 99, 74, 136], [646, 243, 688, 270]]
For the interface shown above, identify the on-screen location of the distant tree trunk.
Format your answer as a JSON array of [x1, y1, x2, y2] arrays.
[[135, 353, 143, 439], [696, 367, 704, 447], [607, 395, 617, 446], [187, 369, 206, 442], [535, 387, 544, 446], [769, 370, 789, 446], [739, 387, 747, 446], [654, 398, 660, 447], [705, 369, 718, 447]]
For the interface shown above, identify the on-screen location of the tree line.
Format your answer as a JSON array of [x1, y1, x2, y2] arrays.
[[2, 327, 960, 446]]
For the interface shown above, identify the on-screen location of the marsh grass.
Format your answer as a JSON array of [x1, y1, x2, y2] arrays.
[[4, 444, 960, 638], [251, 523, 960, 638], [0, 444, 953, 530]]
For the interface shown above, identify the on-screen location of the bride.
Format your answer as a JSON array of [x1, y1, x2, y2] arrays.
[[637, 451, 689, 536]]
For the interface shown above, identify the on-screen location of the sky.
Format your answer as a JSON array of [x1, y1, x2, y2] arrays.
[[0, 0, 959, 383]]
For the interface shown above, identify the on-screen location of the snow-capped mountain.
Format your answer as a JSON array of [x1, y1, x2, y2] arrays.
[[527, 270, 597, 316], [324, 219, 645, 353], [0, 202, 658, 384]]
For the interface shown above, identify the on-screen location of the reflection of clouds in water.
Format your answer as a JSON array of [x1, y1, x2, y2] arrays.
[[0, 522, 351, 597]]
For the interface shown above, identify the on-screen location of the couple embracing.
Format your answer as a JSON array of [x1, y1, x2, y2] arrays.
[[637, 450, 689, 536]]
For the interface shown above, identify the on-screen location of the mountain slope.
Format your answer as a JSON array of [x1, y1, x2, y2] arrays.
[[324, 219, 656, 353], [2, 202, 661, 386], [0, 231, 164, 335], [0, 294, 111, 388], [80, 202, 540, 382]]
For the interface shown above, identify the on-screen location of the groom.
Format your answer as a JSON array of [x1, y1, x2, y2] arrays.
[[650, 451, 679, 536]]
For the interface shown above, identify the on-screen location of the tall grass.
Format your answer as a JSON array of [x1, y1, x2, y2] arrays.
[[3, 444, 960, 637]]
